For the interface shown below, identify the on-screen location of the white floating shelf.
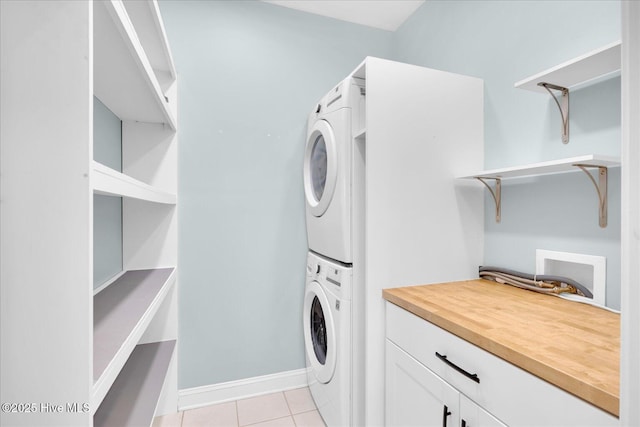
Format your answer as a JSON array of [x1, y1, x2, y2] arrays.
[[458, 155, 620, 180], [459, 155, 620, 227], [93, 161, 177, 204], [94, 341, 176, 427], [122, 0, 176, 90], [515, 41, 621, 93], [92, 268, 176, 412], [94, 0, 176, 129]]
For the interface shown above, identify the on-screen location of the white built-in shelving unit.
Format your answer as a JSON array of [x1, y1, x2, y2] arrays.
[[93, 0, 179, 423], [1, 1, 178, 426]]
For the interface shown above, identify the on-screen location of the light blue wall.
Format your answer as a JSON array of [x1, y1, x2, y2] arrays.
[[392, 1, 621, 309], [93, 97, 122, 288], [158, 0, 621, 390], [159, 0, 393, 388], [93, 97, 121, 171]]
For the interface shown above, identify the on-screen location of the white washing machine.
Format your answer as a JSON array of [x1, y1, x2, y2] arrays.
[[303, 250, 352, 427], [304, 78, 365, 264]]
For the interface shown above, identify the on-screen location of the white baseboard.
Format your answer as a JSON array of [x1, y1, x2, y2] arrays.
[[178, 368, 309, 411]]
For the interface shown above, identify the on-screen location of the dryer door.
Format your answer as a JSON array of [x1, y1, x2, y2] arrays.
[[304, 120, 337, 217], [303, 281, 336, 384]]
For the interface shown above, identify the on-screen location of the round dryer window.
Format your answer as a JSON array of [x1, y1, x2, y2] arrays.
[[303, 281, 336, 384], [304, 120, 337, 217], [310, 135, 328, 202]]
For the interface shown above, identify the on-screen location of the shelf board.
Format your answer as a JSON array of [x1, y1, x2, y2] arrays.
[[458, 155, 620, 180], [515, 41, 621, 93], [92, 268, 176, 413], [92, 161, 177, 204], [122, 0, 176, 89], [94, 0, 176, 129], [94, 340, 176, 427]]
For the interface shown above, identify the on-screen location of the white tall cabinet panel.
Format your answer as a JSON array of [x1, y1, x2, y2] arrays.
[[1, 1, 179, 425], [621, 2, 640, 425], [350, 58, 484, 425], [1, 1, 93, 425]]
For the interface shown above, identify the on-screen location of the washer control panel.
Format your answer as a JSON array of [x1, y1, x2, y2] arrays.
[[326, 268, 342, 287], [306, 252, 352, 300]]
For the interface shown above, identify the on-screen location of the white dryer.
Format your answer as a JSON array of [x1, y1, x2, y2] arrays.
[[303, 250, 352, 427], [304, 78, 365, 264]]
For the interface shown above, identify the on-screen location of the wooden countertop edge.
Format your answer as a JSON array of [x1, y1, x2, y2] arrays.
[[382, 288, 620, 417]]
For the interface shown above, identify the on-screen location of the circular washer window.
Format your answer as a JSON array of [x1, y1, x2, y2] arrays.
[[303, 281, 336, 384], [304, 120, 337, 217], [310, 295, 327, 365]]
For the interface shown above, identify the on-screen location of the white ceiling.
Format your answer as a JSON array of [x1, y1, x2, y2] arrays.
[[262, 1, 425, 32]]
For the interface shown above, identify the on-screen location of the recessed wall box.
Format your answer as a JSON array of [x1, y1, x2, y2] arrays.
[[535, 249, 606, 306]]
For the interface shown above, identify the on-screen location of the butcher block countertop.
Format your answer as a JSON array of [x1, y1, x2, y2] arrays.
[[383, 279, 620, 417]]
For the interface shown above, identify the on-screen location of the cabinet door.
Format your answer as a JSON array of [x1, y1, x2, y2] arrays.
[[460, 394, 507, 427], [386, 340, 460, 427]]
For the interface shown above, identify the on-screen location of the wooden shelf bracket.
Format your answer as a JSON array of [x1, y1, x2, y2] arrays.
[[476, 177, 501, 223], [574, 164, 608, 228], [538, 82, 570, 143]]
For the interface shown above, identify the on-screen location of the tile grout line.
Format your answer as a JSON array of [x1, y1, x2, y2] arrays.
[[176, 388, 319, 427], [238, 392, 290, 427], [283, 390, 294, 416], [243, 415, 295, 427]]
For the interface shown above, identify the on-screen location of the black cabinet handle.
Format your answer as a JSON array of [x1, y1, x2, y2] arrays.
[[435, 352, 480, 383], [442, 405, 452, 427], [461, 419, 468, 427]]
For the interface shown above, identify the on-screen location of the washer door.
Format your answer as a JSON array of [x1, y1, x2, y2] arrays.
[[304, 120, 337, 217], [303, 281, 336, 384]]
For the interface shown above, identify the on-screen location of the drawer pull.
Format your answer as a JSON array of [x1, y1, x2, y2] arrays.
[[435, 352, 480, 383], [442, 405, 452, 427]]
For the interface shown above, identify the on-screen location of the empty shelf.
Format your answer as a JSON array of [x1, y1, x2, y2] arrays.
[[458, 155, 620, 180], [515, 41, 621, 93], [92, 161, 177, 204], [94, 0, 176, 129], [94, 340, 176, 427], [93, 268, 175, 412], [458, 155, 620, 227], [122, 0, 176, 90]]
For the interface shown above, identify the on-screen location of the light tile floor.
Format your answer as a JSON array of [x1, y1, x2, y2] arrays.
[[153, 387, 326, 427]]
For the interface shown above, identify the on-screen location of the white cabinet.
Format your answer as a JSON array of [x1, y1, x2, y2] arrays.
[[459, 395, 507, 427], [385, 302, 618, 427], [387, 340, 507, 427], [386, 340, 460, 427], [1, 1, 178, 426]]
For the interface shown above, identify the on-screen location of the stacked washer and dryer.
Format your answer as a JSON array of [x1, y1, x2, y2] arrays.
[[302, 57, 484, 427], [302, 77, 364, 427]]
